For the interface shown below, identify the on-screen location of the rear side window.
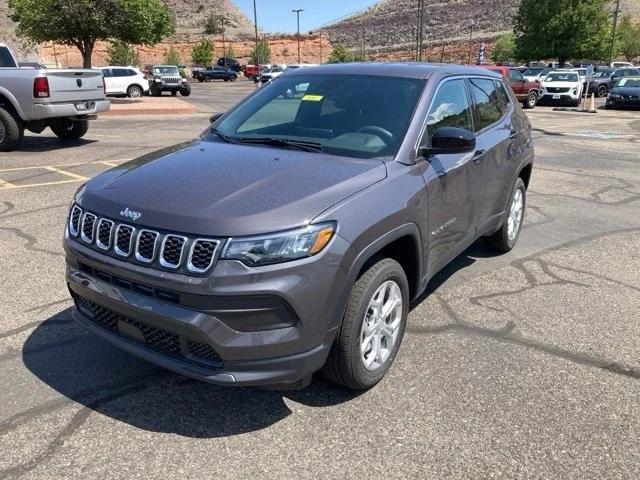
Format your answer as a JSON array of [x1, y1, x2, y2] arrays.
[[0, 47, 17, 68], [127, 69, 137, 76], [495, 81, 512, 114], [113, 69, 131, 77], [425, 79, 473, 137], [468, 78, 503, 131]]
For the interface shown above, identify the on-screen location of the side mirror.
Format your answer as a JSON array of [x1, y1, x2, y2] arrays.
[[420, 127, 476, 157], [209, 112, 224, 124]]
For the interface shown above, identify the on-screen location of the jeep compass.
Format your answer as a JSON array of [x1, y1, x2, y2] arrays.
[[64, 63, 534, 390]]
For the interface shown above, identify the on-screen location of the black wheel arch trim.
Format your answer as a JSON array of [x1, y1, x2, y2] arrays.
[[329, 223, 425, 330]]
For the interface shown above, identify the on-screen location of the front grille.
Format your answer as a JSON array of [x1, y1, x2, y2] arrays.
[[163, 76, 181, 84], [135, 230, 159, 263], [115, 225, 135, 256], [81, 213, 97, 243], [67, 204, 222, 275], [546, 87, 570, 93], [188, 239, 219, 273], [74, 294, 222, 367]]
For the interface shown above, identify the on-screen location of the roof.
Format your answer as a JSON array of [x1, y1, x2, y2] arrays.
[[281, 62, 501, 80]]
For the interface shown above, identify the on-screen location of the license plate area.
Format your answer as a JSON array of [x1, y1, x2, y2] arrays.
[[552, 94, 561, 100], [75, 101, 94, 111]]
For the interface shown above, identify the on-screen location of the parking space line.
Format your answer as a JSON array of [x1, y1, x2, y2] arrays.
[[0, 179, 81, 190], [0, 159, 130, 173], [0, 178, 16, 188], [43, 166, 89, 181]]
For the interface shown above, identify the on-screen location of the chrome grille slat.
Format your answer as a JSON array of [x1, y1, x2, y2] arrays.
[[80, 213, 97, 243], [135, 229, 159, 263], [69, 207, 219, 275], [96, 218, 114, 250], [114, 224, 135, 257]]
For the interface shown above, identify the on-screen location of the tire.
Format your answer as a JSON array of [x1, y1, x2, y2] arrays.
[[0, 106, 24, 152], [171, 91, 177, 96], [127, 85, 143, 98], [204, 75, 212, 83], [150, 85, 161, 96], [321, 258, 409, 390], [597, 85, 607, 98], [180, 84, 191, 97], [484, 177, 526, 253], [50, 119, 89, 141], [523, 91, 538, 109]]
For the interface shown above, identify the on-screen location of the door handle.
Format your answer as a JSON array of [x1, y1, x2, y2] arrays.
[[472, 150, 486, 164]]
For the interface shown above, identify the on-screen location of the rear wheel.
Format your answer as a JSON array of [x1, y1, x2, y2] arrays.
[[0, 106, 24, 151], [484, 177, 526, 253], [127, 85, 143, 98], [50, 119, 89, 141], [322, 258, 409, 390], [523, 91, 538, 109]]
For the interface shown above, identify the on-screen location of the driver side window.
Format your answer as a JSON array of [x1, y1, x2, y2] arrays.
[[424, 79, 473, 143]]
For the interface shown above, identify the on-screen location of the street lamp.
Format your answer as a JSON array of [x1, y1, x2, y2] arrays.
[[292, 9, 303, 63]]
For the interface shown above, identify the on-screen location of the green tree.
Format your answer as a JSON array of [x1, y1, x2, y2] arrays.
[[249, 38, 271, 65], [226, 44, 236, 59], [192, 39, 214, 66], [328, 44, 364, 63], [514, 0, 610, 66], [106, 39, 140, 66], [164, 46, 182, 66], [9, 0, 174, 68], [491, 32, 517, 64], [616, 15, 640, 62]]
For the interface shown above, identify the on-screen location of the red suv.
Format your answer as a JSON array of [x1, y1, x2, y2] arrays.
[[483, 66, 540, 109]]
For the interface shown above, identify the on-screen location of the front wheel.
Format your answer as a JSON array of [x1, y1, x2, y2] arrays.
[[523, 91, 538, 109], [180, 85, 191, 97], [50, 119, 89, 141], [322, 258, 409, 390], [484, 177, 526, 253]]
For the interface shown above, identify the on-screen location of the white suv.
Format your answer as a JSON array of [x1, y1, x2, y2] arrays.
[[101, 66, 149, 98], [539, 71, 583, 106]]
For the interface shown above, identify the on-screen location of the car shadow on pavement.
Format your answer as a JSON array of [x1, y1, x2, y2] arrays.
[[15, 136, 97, 152], [22, 309, 362, 438]]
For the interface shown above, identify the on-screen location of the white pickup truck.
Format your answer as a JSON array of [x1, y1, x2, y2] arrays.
[[0, 43, 110, 151]]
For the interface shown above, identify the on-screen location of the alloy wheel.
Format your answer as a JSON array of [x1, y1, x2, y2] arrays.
[[507, 188, 524, 241], [360, 280, 403, 371]]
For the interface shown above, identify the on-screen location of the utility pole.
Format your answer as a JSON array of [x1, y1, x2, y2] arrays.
[[415, 0, 424, 61], [439, 43, 445, 63], [292, 9, 303, 63], [221, 17, 226, 66], [609, 0, 621, 64], [467, 22, 475, 65], [253, 0, 260, 85]]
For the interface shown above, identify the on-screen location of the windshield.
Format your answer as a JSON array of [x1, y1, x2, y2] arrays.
[[545, 72, 579, 82], [617, 78, 640, 88], [594, 69, 613, 78], [210, 74, 425, 159], [154, 66, 179, 75]]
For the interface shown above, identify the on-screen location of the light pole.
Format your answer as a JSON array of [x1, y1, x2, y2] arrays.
[[253, 0, 260, 86], [609, 0, 621, 64], [467, 22, 475, 65], [292, 9, 303, 63]]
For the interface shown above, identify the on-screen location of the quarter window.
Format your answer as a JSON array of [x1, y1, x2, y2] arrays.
[[509, 69, 524, 82], [425, 79, 473, 139], [495, 81, 512, 114], [469, 78, 503, 131]]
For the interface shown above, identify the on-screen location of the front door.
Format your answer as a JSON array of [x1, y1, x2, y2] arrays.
[[421, 78, 485, 274]]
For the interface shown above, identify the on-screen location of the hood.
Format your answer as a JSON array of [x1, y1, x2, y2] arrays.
[[78, 139, 387, 237], [610, 87, 640, 96]]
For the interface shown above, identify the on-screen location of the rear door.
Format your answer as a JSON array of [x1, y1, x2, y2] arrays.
[[112, 68, 130, 93], [421, 78, 485, 273], [508, 69, 525, 97], [45, 69, 105, 102], [468, 77, 515, 232]]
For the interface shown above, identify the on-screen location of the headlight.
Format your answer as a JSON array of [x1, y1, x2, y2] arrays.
[[154, 78, 162, 83], [181, 78, 187, 83], [221, 223, 335, 266], [609, 93, 620, 98]]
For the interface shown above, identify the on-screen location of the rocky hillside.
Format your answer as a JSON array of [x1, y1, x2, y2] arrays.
[[324, 0, 640, 53]]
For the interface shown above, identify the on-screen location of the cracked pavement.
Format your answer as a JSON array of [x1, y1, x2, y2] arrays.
[[0, 83, 639, 479]]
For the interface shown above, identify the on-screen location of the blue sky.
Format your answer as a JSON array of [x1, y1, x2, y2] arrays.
[[234, 0, 378, 33]]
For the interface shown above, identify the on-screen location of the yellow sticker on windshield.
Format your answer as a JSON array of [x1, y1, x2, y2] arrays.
[[302, 94, 324, 102]]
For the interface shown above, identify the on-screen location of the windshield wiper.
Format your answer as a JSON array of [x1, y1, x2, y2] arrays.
[[233, 137, 324, 152], [210, 128, 239, 144]]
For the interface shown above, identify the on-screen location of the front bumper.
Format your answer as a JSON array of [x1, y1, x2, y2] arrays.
[[537, 93, 580, 105], [32, 99, 110, 120], [64, 233, 351, 387], [606, 97, 640, 108]]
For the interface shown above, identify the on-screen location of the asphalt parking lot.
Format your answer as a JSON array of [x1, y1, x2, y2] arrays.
[[1, 81, 639, 479]]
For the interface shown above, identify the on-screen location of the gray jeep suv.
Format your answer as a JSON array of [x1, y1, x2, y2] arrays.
[[64, 63, 534, 390]]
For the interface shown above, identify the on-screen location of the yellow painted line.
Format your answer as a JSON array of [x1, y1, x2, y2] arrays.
[[0, 159, 130, 173], [43, 166, 89, 181], [0, 179, 81, 190], [0, 178, 16, 188]]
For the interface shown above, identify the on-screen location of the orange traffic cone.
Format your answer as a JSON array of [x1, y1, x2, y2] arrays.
[[589, 93, 596, 113]]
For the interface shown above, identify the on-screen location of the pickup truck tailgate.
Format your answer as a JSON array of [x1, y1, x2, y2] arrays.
[[45, 69, 105, 102]]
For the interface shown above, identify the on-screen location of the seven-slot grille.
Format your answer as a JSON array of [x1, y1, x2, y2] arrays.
[[68, 205, 220, 274]]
